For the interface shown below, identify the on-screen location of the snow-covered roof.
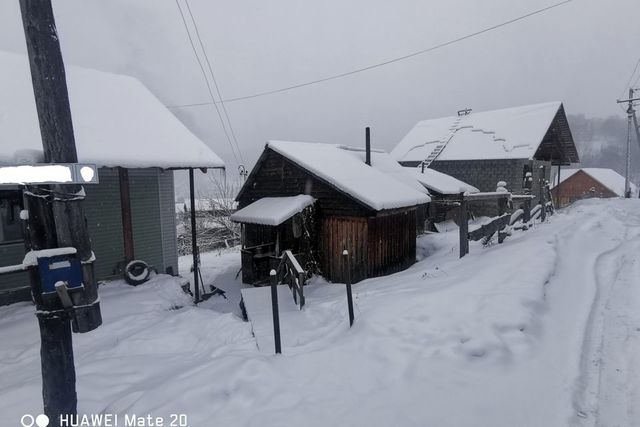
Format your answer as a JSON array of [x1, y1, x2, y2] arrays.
[[552, 168, 637, 197], [231, 195, 315, 226], [0, 50, 224, 169], [392, 101, 577, 163], [403, 167, 479, 195], [265, 141, 430, 211]]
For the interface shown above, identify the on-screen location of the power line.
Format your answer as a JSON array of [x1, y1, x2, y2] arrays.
[[621, 57, 640, 97], [168, 0, 574, 109], [174, 0, 240, 164], [617, 58, 640, 114], [183, 0, 245, 165]]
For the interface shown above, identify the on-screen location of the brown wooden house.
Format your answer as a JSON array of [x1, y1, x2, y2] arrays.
[[551, 168, 636, 207], [232, 141, 430, 284]]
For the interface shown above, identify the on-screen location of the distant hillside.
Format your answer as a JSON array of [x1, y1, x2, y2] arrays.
[[567, 114, 639, 185]]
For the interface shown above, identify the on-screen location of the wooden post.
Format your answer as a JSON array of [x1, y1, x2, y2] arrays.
[[298, 271, 305, 309], [270, 269, 282, 354], [342, 250, 354, 327], [556, 164, 561, 208], [189, 168, 200, 303], [118, 167, 134, 262], [458, 194, 469, 258], [19, 0, 102, 422]]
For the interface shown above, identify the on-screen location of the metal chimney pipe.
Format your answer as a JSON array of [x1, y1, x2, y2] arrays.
[[365, 127, 371, 166]]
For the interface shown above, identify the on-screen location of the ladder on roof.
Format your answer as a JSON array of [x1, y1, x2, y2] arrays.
[[420, 115, 464, 169]]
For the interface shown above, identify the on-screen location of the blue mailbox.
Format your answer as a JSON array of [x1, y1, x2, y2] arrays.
[[37, 253, 84, 294]]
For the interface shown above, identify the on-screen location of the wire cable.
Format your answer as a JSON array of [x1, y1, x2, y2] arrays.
[[183, 0, 245, 165], [621, 57, 640, 97], [174, 0, 240, 164], [168, 0, 574, 108]]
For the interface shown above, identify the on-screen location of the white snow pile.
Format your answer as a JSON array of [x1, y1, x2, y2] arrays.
[[1, 199, 639, 426], [552, 167, 638, 197], [0, 50, 224, 169], [392, 101, 563, 163], [231, 195, 315, 226], [267, 141, 430, 211], [403, 166, 480, 195]]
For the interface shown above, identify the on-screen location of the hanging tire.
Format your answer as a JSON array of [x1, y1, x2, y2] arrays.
[[124, 260, 151, 286]]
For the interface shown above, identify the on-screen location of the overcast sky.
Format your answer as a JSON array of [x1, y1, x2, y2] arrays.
[[1, 0, 638, 180]]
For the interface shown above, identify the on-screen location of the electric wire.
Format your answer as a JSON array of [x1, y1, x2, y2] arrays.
[[621, 57, 640, 97], [168, 0, 574, 108], [174, 0, 240, 164], [183, 0, 245, 165]]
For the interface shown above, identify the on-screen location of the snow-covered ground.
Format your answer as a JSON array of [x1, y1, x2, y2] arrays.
[[1, 199, 639, 427]]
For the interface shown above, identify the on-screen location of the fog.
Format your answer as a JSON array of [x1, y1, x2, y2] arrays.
[[1, 0, 638, 193]]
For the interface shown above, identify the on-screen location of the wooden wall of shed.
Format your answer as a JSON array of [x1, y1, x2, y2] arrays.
[[367, 209, 416, 278], [319, 210, 417, 284], [237, 148, 372, 217], [243, 223, 276, 248], [320, 216, 368, 283]]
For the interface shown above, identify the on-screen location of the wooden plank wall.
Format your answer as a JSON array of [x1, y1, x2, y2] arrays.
[[367, 209, 416, 278], [320, 216, 368, 283]]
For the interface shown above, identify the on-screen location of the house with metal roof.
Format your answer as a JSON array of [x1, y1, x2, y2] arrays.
[[392, 102, 580, 215], [232, 141, 430, 284], [0, 51, 224, 304]]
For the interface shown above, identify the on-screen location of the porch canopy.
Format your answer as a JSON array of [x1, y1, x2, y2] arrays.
[[231, 195, 315, 226]]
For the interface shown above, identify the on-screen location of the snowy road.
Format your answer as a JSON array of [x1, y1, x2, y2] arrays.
[[0, 199, 638, 427]]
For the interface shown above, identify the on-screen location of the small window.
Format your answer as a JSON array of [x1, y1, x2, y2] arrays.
[[0, 190, 24, 244]]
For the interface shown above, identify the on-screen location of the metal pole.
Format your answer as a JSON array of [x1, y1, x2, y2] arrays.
[[342, 250, 354, 327], [625, 88, 633, 198], [365, 127, 371, 166], [189, 168, 200, 303], [270, 269, 281, 354]]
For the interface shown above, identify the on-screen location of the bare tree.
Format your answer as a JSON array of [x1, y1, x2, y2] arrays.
[[177, 173, 241, 255]]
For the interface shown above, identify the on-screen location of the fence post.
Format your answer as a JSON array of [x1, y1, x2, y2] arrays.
[[298, 271, 305, 309], [458, 194, 469, 258], [270, 269, 281, 354], [342, 250, 354, 327]]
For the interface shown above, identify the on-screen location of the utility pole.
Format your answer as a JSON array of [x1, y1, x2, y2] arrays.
[[617, 88, 640, 198], [19, 1, 102, 425]]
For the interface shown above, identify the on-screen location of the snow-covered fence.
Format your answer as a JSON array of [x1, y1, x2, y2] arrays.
[[468, 214, 511, 243], [459, 190, 512, 257]]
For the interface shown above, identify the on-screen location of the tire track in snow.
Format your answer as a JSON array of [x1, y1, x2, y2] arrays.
[[571, 206, 640, 427]]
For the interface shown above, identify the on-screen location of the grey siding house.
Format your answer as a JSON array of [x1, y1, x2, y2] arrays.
[[0, 50, 224, 305], [391, 102, 580, 214]]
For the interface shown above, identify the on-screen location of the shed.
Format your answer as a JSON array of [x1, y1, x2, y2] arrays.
[[551, 168, 638, 207], [403, 166, 480, 227], [392, 102, 579, 215], [233, 141, 430, 284], [0, 51, 224, 305]]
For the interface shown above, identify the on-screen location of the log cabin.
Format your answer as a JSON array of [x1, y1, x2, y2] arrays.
[[232, 141, 430, 284]]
